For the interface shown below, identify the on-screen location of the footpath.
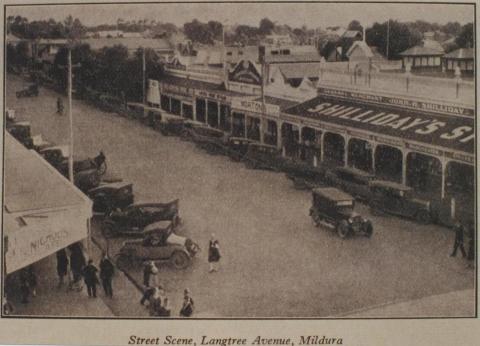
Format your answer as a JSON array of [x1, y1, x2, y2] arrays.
[[6, 235, 149, 318]]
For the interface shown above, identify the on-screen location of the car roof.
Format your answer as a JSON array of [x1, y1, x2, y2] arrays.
[[143, 220, 172, 232], [335, 166, 375, 178], [312, 187, 354, 201], [88, 181, 132, 192], [370, 180, 412, 191]]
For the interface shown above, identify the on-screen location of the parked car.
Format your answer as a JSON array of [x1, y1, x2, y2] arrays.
[[325, 166, 376, 201], [31, 135, 52, 153], [6, 121, 34, 149], [285, 159, 328, 190], [39, 146, 107, 176], [114, 222, 200, 269], [369, 180, 433, 224], [87, 182, 134, 214], [102, 200, 181, 238], [187, 124, 228, 155], [243, 143, 284, 171], [309, 187, 373, 238], [226, 137, 252, 161]]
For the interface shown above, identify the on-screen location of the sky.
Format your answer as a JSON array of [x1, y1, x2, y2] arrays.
[[7, 1, 474, 29]]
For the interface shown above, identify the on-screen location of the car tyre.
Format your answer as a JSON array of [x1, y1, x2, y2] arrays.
[[171, 251, 190, 269], [415, 210, 431, 225], [337, 220, 350, 239]]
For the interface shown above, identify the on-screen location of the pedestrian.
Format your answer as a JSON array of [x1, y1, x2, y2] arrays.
[[99, 252, 115, 298], [19, 268, 30, 304], [179, 288, 194, 317], [56, 249, 69, 287], [57, 97, 64, 115], [208, 234, 221, 273], [143, 260, 158, 288], [69, 242, 86, 290], [83, 259, 99, 298], [140, 286, 158, 306], [27, 265, 37, 297], [151, 285, 170, 317], [450, 222, 466, 258]]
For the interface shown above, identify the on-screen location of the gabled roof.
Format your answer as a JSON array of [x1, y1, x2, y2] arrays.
[[399, 45, 444, 56], [346, 41, 374, 58], [444, 48, 474, 60]]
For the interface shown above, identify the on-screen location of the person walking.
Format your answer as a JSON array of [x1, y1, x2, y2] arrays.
[[56, 249, 69, 287], [99, 253, 115, 298], [69, 242, 86, 290], [208, 234, 221, 273], [450, 222, 466, 258], [143, 260, 158, 288], [57, 97, 64, 115], [83, 259, 99, 298], [140, 286, 158, 306], [179, 288, 194, 317]]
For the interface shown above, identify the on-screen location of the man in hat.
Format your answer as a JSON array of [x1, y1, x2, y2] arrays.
[[450, 222, 466, 258], [99, 252, 115, 298], [179, 288, 194, 317], [208, 234, 221, 273]]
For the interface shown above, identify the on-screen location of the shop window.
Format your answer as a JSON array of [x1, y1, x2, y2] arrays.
[[196, 98, 206, 123], [232, 112, 245, 137], [434, 57, 440, 66], [207, 100, 219, 128], [182, 103, 193, 119], [219, 104, 231, 131], [246, 116, 260, 141], [161, 95, 170, 112], [170, 98, 181, 116]]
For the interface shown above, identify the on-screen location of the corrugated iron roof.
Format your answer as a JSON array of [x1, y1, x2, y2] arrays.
[[444, 48, 474, 60], [399, 45, 444, 56]]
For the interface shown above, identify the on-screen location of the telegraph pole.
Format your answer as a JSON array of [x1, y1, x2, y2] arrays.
[[68, 47, 74, 183], [142, 48, 146, 104], [386, 19, 390, 60]]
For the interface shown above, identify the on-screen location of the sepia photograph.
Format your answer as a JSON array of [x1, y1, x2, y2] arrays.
[[1, 0, 476, 322]]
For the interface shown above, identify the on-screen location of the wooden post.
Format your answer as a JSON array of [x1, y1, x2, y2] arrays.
[[68, 48, 74, 183]]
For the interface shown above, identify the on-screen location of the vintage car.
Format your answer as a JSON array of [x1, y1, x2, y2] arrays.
[[369, 181, 433, 224], [225, 137, 252, 161], [31, 134, 52, 152], [243, 143, 284, 171], [309, 187, 373, 238], [285, 161, 328, 190], [16, 83, 39, 98], [87, 182, 134, 214], [114, 222, 200, 270], [101, 200, 181, 238], [325, 167, 376, 201], [147, 110, 186, 136], [6, 121, 34, 149], [39, 146, 107, 176], [186, 124, 228, 154]]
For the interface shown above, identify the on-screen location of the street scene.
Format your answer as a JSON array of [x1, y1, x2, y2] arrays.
[[3, 2, 475, 318]]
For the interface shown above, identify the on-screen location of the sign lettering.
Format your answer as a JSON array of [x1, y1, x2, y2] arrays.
[[232, 99, 280, 116]]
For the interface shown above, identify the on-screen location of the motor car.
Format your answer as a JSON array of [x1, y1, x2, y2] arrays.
[[114, 222, 199, 270], [6, 121, 34, 149], [309, 187, 373, 238], [39, 146, 107, 176], [187, 124, 228, 155], [369, 180, 433, 224], [101, 200, 181, 238], [87, 182, 134, 214], [285, 161, 328, 190], [325, 166, 376, 201], [243, 143, 284, 171], [225, 137, 252, 161], [31, 134, 52, 153]]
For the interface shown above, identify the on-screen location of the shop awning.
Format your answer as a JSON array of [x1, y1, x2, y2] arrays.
[[284, 95, 474, 155], [4, 134, 92, 274]]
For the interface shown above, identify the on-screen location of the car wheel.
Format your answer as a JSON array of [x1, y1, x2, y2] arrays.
[[363, 221, 373, 238], [415, 210, 431, 225], [336, 220, 350, 239], [170, 251, 190, 269], [102, 224, 115, 238], [114, 254, 131, 271]]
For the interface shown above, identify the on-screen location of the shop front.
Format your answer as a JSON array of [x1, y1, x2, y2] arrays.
[[195, 90, 236, 131], [159, 81, 194, 119]]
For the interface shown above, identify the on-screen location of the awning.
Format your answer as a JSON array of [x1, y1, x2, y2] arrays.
[[284, 95, 474, 155], [4, 134, 92, 274]]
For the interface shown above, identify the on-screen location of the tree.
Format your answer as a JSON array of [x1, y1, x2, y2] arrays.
[[455, 23, 473, 48], [184, 19, 214, 44], [259, 17, 275, 35], [347, 20, 363, 32], [442, 22, 462, 36], [366, 20, 422, 59]]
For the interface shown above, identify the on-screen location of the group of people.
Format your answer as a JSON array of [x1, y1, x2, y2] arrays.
[[139, 234, 221, 317], [56, 243, 115, 299], [450, 221, 475, 268]]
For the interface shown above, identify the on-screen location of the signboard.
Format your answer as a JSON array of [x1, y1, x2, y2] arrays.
[[405, 142, 442, 157], [318, 87, 474, 117], [285, 96, 474, 154], [160, 82, 193, 97], [5, 207, 90, 274], [229, 60, 262, 85], [444, 151, 475, 164], [232, 98, 280, 117], [196, 90, 229, 103]]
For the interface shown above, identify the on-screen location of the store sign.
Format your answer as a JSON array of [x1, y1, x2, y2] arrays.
[[5, 208, 89, 274], [318, 87, 474, 117], [347, 130, 372, 141], [160, 83, 193, 97], [375, 136, 404, 147], [405, 143, 442, 156], [229, 60, 262, 85], [232, 98, 280, 117], [445, 151, 474, 164], [196, 90, 229, 103]]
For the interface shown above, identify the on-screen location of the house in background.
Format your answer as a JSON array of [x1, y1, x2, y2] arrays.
[[443, 48, 474, 76], [398, 45, 444, 72]]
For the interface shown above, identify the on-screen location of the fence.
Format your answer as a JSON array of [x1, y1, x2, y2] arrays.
[[318, 67, 474, 107]]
